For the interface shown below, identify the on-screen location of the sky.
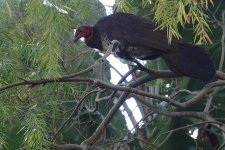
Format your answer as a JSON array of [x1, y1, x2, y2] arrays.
[[98, 0, 143, 130], [99, 0, 115, 15]]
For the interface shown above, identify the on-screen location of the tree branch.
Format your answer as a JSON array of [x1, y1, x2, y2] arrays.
[[81, 91, 130, 148], [55, 144, 83, 150], [219, 10, 225, 71], [51, 89, 99, 142]]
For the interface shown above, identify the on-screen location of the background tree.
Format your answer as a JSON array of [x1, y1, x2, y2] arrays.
[[0, 0, 225, 150], [116, 0, 225, 149]]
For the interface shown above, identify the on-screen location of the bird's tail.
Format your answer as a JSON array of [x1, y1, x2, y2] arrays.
[[161, 43, 215, 81]]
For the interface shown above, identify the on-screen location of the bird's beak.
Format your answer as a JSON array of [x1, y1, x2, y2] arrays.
[[74, 36, 80, 42]]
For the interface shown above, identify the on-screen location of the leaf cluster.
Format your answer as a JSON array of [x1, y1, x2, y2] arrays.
[[117, 0, 214, 44], [0, 0, 116, 149]]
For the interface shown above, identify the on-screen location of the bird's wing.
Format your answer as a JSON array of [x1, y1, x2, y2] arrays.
[[111, 13, 180, 52]]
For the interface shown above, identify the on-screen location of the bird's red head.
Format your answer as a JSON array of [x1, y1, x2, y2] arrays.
[[74, 26, 93, 42]]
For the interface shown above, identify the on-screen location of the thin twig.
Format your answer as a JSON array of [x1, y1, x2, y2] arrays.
[[1, 70, 225, 93], [153, 120, 225, 147], [51, 89, 98, 142]]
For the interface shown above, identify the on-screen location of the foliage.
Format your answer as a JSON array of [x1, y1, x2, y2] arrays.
[[117, 0, 225, 150], [154, 0, 213, 44], [0, 0, 225, 150], [21, 106, 49, 150], [117, 0, 214, 44], [0, 0, 117, 149]]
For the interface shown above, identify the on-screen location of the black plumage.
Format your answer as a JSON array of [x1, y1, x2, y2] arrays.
[[74, 13, 216, 81]]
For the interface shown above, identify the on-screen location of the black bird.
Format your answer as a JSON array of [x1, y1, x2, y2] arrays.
[[74, 13, 215, 81]]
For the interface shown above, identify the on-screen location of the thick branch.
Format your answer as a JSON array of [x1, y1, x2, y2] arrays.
[[1, 70, 225, 93], [1, 76, 225, 109], [216, 71, 225, 80], [182, 80, 225, 107], [81, 91, 130, 148], [135, 93, 225, 135]]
